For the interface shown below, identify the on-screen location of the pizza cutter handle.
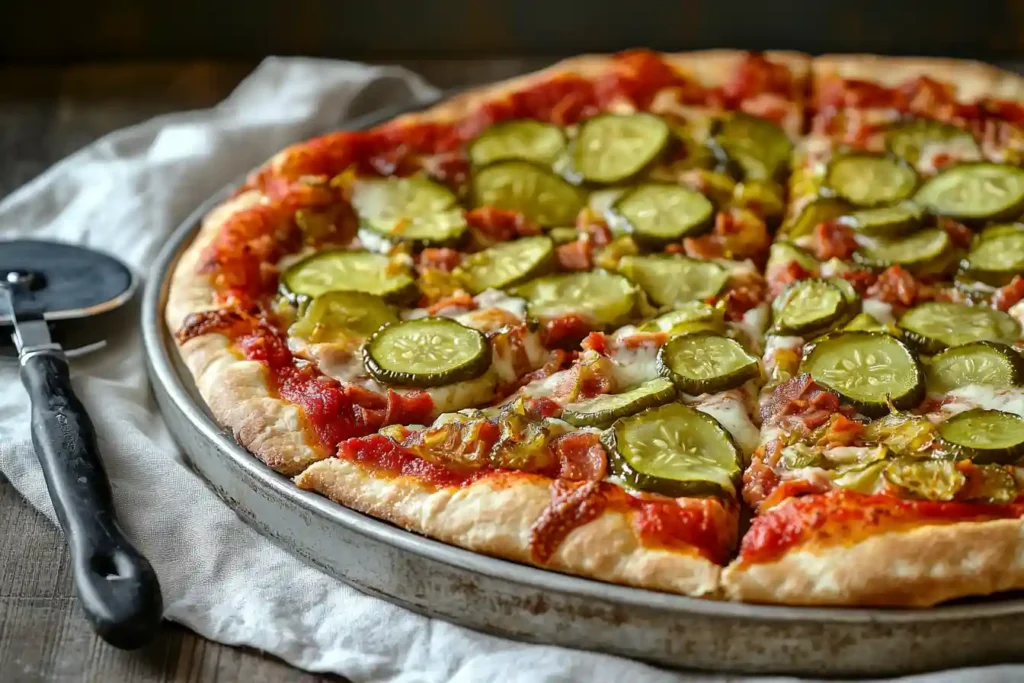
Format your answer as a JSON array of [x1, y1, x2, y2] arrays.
[[20, 352, 164, 650]]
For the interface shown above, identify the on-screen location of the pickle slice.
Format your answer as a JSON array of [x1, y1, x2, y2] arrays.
[[801, 331, 925, 416], [602, 402, 741, 497], [886, 119, 981, 167], [281, 250, 418, 304], [914, 163, 1024, 223], [772, 279, 849, 337], [288, 291, 399, 344], [364, 317, 491, 388], [638, 301, 725, 337], [656, 332, 760, 395], [711, 113, 792, 182], [351, 177, 467, 248], [844, 312, 888, 333], [839, 201, 925, 238], [855, 228, 954, 276], [454, 236, 555, 294], [925, 341, 1024, 394], [512, 270, 642, 327], [472, 161, 584, 226], [561, 377, 677, 429], [899, 302, 1021, 353], [962, 223, 1024, 286], [766, 240, 820, 274], [609, 183, 714, 247], [938, 408, 1024, 464], [468, 120, 566, 167], [617, 254, 728, 307], [883, 458, 966, 502], [572, 113, 671, 184], [781, 197, 851, 239], [733, 179, 786, 226], [826, 154, 918, 207]]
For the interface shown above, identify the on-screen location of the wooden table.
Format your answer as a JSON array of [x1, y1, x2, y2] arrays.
[[0, 58, 546, 683]]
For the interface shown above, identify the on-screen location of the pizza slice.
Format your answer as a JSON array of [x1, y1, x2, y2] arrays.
[[724, 55, 1024, 606], [168, 50, 810, 596]]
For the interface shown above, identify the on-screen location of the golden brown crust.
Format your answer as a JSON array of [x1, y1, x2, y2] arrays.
[[165, 190, 328, 476], [722, 517, 1024, 607], [813, 53, 1024, 103], [295, 458, 721, 596]]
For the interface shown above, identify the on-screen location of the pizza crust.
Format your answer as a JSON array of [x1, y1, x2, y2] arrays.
[[722, 517, 1024, 607], [295, 458, 721, 596], [813, 54, 1024, 103]]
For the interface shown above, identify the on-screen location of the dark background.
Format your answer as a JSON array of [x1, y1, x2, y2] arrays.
[[2, 0, 1023, 63]]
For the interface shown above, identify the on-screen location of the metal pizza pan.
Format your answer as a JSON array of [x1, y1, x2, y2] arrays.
[[141, 100, 1024, 677]]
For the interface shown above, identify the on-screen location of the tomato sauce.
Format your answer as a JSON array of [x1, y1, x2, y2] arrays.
[[738, 489, 1024, 565]]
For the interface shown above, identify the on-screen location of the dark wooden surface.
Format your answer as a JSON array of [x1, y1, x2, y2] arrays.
[[0, 58, 545, 683]]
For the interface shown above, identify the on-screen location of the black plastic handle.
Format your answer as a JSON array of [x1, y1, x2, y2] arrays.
[[20, 352, 163, 649]]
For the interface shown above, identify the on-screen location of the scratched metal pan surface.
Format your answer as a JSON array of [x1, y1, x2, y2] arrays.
[[142, 99, 1024, 677]]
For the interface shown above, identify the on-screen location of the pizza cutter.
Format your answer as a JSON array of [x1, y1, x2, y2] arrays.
[[0, 239, 162, 649]]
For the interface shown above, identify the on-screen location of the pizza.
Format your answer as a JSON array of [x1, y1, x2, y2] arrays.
[[165, 49, 1024, 607]]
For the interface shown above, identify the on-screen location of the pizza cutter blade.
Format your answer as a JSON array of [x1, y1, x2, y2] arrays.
[[0, 239, 162, 649]]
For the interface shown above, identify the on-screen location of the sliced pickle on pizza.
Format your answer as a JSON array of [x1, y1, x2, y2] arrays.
[[289, 291, 399, 344], [281, 250, 418, 305], [617, 254, 728, 307], [638, 301, 725, 337], [561, 377, 677, 429], [472, 160, 584, 226], [781, 197, 850, 239], [914, 163, 1024, 223], [709, 112, 792, 182], [883, 458, 966, 502], [603, 402, 741, 497], [854, 228, 955, 276], [732, 179, 785, 226], [800, 331, 925, 417], [351, 176, 467, 249], [453, 235, 555, 294], [766, 240, 820, 273], [771, 279, 850, 337], [898, 301, 1020, 353], [961, 223, 1024, 286], [607, 183, 714, 247], [468, 119, 566, 167], [844, 312, 889, 334], [925, 341, 1024, 394], [571, 113, 671, 184], [839, 201, 925, 238], [826, 154, 918, 207], [511, 270, 643, 328], [885, 118, 982, 168], [364, 317, 491, 388], [656, 332, 760, 395], [937, 408, 1024, 464]]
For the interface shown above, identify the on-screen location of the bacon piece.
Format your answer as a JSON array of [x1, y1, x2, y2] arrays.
[[383, 390, 435, 427], [578, 211, 613, 246], [742, 444, 782, 511], [552, 432, 608, 483], [684, 209, 771, 263], [555, 240, 594, 271], [866, 265, 919, 307], [465, 207, 541, 242], [418, 247, 462, 272], [837, 268, 878, 296], [426, 292, 476, 315], [938, 218, 974, 250], [760, 373, 849, 430], [523, 396, 561, 420], [513, 349, 575, 392], [812, 220, 858, 261], [995, 276, 1024, 312], [580, 332, 609, 355], [818, 414, 864, 448], [542, 313, 594, 349], [769, 260, 815, 298], [530, 480, 609, 563], [718, 286, 763, 322]]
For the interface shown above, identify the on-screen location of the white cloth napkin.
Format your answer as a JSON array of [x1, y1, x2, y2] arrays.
[[0, 56, 1018, 683]]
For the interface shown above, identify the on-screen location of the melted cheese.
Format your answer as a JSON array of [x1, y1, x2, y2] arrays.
[[693, 388, 760, 457], [943, 385, 1024, 418], [606, 343, 660, 388], [861, 298, 896, 324]]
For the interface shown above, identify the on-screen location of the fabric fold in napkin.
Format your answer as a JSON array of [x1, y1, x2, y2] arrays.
[[0, 56, 1018, 682]]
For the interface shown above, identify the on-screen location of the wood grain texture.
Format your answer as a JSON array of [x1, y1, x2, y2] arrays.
[[0, 58, 542, 683]]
